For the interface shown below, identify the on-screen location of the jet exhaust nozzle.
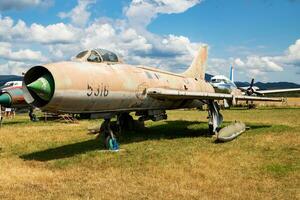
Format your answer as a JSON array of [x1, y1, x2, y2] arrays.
[[23, 66, 55, 108], [27, 74, 54, 101]]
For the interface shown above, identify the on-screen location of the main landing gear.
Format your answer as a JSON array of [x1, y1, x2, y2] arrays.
[[99, 113, 137, 151], [101, 119, 119, 151], [207, 100, 223, 135], [207, 100, 246, 142]]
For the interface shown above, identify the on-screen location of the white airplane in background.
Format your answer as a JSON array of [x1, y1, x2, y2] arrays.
[[210, 66, 300, 96], [0, 81, 22, 90]]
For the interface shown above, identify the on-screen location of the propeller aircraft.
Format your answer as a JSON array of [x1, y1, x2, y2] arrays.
[[210, 66, 300, 96]]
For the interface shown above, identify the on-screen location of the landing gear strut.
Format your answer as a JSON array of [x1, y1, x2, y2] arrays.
[[99, 113, 137, 150], [117, 113, 134, 132], [98, 112, 146, 150], [100, 118, 119, 151], [208, 100, 223, 135], [29, 107, 37, 122]]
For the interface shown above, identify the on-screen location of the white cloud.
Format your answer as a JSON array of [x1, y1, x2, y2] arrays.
[[0, 16, 79, 44], [231, 39, 300, 78], [206, 39, 300, 80], [0, 42, 47, 62], [0, 0, 52, 11], [0, 0, 206, 75], [0, 61, 30, 75], [29, 23, 79, 44], [1, 0, 299, 84], [58, 0, 95, 27], [234, 55, 282, 72], [273, 39, 300, 65], [9, 49, 47, 62], [125, 0, 200, 29]]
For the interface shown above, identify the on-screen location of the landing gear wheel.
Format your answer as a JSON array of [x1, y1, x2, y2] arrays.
[[100, 119, 120, 151], [104, 134, 119, 151], [104, 134, 113, 150], [118, 113, 134, 131], [209, 124, 214, 135]]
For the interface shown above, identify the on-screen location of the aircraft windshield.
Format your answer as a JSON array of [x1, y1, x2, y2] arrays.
[[4, 82, 14, 87], [76, 51, 88, 59], [76, 49, 119, 63], [211, 79, 223, 83], [87, 50, 101, 63], [95, 49, 119, 62]]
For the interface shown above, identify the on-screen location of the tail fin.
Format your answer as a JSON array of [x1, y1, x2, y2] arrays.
[[182, 46, 208, 80], [230, 65, 234, 82]]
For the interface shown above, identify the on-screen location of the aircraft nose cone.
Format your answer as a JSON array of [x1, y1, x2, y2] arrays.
[[0, 93, 11, 107], [27, 74, 54, 101]]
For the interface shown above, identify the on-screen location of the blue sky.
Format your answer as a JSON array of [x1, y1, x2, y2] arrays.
[[0, 0, 299, 83]]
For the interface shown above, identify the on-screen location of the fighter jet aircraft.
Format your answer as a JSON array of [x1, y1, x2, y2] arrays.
[[0, 81, 28, 109], [0, 81, 36, 121], [22, 47, 283, 149]]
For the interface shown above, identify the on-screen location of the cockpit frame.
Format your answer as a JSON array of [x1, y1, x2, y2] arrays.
[[75, 49, 121, 64]]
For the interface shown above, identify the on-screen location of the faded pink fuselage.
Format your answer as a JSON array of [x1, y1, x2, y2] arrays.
[[23, 61, 215, 114]]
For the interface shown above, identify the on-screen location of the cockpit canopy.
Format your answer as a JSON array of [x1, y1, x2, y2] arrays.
[[75, 49, 120, 63], [211, 75, 230, 84], [4, 81, 22, 87]]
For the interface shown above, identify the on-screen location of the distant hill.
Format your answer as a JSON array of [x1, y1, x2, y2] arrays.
[[0, 75, 23, 86], [235, 81, 300, 90]]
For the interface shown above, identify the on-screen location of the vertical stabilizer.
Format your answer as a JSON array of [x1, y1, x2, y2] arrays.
[[230, 65, 234, 82], [182, 46, 208, 80]]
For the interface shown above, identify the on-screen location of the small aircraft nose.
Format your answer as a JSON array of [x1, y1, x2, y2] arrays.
[[0, 93, 11, 106], [27, 74, 54, 101]]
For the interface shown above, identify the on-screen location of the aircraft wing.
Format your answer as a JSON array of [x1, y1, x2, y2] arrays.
[[147, 88, 283, 102], [256, 88, 300, 94]]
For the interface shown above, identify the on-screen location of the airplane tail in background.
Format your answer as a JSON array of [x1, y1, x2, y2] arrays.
[[182, 46, 208, 80], [230, 65, 234, 82]]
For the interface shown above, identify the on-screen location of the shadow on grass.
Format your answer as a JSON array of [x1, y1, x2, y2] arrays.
[[1, 120, 31, 126], [120, 120, 211, 144], [20, 139, 101, 161], [20, 120, 271, 161]]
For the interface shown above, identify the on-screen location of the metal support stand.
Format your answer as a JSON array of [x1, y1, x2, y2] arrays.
[[208, 100, 223, 134]]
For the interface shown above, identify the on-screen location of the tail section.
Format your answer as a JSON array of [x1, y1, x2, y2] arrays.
[[230, 65, 234, 82], [182, 46, 208, 80]]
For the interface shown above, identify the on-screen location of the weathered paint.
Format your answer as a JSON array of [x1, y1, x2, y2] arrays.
[[0, 93, 11, 106], [23, 60, 214, 113], [23, 46, 284, 115], [216, 122, 246, 142], [0, 88, 28, 108]]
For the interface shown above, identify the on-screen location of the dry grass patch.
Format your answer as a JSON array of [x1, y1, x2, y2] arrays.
[[0, 108, 299, 199]]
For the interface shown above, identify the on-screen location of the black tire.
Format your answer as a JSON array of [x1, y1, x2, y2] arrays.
[[119, 113, 134, 131], [209, 124, 214, 135], [126, 115, 134, 131]]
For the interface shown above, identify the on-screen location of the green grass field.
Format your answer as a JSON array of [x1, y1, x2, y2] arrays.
[[0, 108, 299, 199]]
